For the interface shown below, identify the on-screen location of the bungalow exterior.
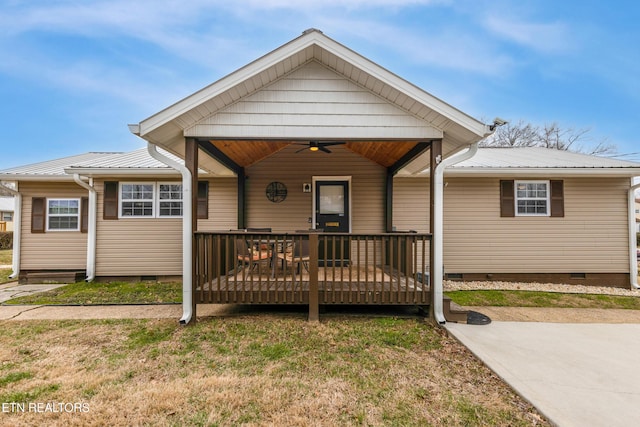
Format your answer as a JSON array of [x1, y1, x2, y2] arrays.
[[1, 29, 639, 323]]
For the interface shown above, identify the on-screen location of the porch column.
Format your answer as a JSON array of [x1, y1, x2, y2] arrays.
[[185, 137, 199, 321], [429, 140, 442, 322]]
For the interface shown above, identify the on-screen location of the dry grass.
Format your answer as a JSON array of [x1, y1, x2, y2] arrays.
[[0, 316, 547, 426]]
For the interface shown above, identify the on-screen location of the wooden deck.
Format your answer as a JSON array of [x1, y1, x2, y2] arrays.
[[196, 264, 429, 305]]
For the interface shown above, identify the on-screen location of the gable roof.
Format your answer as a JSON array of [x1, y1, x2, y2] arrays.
[[443, 147, 640, 177], [130, 29, 491, 172]]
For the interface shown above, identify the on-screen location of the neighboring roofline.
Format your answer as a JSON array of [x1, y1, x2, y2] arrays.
[[136, 29, 489, 139]]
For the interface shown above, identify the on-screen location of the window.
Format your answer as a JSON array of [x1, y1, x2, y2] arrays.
[[158, 183, 183, 217], [119, 182, 182, 218], [47, 199, 80, 231], [121, 183, 154, 217], [515, 181, 550, 216], [1, 212, 11, 222]]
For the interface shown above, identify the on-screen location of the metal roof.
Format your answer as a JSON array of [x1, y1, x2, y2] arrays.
[[0, 148, 186, 180], [0, 152, 121, 179], [441, 147, 640, 177]]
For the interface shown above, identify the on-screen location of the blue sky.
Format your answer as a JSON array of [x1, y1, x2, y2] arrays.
[[1, 0, 639, 169]]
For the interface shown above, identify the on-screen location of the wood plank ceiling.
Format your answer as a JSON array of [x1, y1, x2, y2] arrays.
[[208, 140, 421, 168]]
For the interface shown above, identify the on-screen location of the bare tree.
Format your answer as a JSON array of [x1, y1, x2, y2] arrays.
[[482, 120, 539, 147], [481, 120, 617, 156]]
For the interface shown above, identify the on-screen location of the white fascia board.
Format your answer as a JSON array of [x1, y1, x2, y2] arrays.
[[63, 167, 183, 176]]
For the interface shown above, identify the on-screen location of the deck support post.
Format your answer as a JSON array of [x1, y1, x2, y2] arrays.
[[186, 137, 199, 323], [308, 233, 320, 321]]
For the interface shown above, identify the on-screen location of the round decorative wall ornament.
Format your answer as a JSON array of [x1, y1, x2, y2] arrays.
[[266, 181, 287, 203]]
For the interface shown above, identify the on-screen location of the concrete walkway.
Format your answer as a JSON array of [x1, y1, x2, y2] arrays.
[[447, 318, 640, 427], [0, 281, 66, 303]]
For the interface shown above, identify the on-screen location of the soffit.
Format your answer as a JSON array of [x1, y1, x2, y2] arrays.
[[206, 139, 421, 168]]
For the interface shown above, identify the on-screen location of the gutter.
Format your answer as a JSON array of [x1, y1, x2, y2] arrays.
[[432, 143, 479, 324], [146, 143, 194, 325], [629, 179, 640, 289], [0, 182, 21, 279], [73, 174, 97, 282]]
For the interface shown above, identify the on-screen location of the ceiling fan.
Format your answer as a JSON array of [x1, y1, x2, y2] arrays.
[[294, 140, 345, 153]]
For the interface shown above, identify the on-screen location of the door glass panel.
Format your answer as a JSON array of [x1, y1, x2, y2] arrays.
[[319, 185, 344, 215]]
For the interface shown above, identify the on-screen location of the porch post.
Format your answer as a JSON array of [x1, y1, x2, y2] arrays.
[[185, 137, 199, 321], [386, 171, 393, 232], [308, 233, 319, 321], [429, 139, 442, 322]]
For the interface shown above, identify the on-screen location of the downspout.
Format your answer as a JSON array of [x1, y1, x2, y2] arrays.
[[432, 143, 479, 324], [73, 175, 97, 282], [629, 180, 640, 289], [147, 143, 194, 324], [0, 183, 21, 279]]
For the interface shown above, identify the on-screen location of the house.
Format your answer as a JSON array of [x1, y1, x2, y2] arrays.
[[0, 196, 14, 231], [1, 29, 639, 323]]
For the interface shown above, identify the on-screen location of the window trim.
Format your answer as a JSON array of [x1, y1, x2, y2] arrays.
[[514, 180, 551, 217], [46, 198, 81, 232], [118, 182, 183, 219]]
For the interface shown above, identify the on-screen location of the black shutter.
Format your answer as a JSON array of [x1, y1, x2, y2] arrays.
[[500, 180, 515, 217], [550, 180, 565, 217], [31, 197, 46, 233], [104, 181, 119, 220], [81, 197, 89, 233], [197, 181, 209, 220]]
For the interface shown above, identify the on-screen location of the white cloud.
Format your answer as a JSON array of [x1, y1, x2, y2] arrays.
[[482, 14, 574, 54]]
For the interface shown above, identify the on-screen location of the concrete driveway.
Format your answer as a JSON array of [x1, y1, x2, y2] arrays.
[[446, 319, 640, 427]]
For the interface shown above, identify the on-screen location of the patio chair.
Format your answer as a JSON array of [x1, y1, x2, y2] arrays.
[[236, 238, 272, 272], [277, 238, 311, 282]]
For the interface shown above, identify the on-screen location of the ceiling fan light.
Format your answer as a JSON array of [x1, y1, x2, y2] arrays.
[[309, 146, 319, 151]]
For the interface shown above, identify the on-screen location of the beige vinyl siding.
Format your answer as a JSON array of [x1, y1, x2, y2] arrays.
[[198, 178, 238, 231], [95, 179, 182, 276], [393, 176, 631, 274], [19, 181, 87, 270], [95, 178, 237, 277], [246, 144, 386, 233], [186, 61, 441, 140]]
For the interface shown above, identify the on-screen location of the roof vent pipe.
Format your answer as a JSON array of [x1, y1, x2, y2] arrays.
[[432, 143, 479, 323], [0, 183, 21, 279], [629, 180, 640, 289], [147, 143, 194, 324]]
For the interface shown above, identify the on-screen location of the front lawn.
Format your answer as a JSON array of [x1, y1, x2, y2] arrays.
[[0, 317, 547, 426], [0, 249, 11, 265], [446, 290, 640, 310], [5, 281, 181, 305]]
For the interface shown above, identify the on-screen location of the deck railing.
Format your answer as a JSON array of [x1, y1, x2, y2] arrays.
[[194, 231, 432, 319]]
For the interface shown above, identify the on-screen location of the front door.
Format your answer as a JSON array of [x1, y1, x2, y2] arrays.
[[315, 180, 350, 232], [315, 180, 350, 266]]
